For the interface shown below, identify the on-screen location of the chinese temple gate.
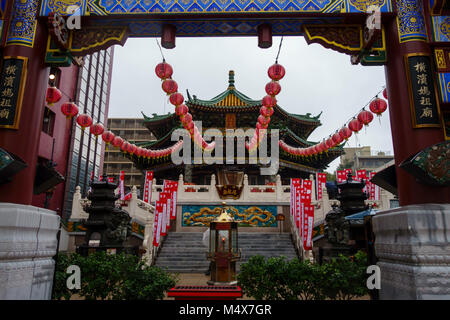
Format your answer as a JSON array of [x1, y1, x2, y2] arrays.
[[132, 70, 342, 183], [0, 0, 449, 300]]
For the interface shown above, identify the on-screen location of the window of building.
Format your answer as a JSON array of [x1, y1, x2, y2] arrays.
[[42, 107, 55, 136]]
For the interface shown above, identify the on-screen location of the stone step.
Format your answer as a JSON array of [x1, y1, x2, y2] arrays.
[[154, 232, 298, 273]]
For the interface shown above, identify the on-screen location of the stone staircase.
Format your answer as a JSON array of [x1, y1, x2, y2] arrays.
[[154, 232, 299, 273]]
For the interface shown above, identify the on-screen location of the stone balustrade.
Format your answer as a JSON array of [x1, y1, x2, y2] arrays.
[[68, 174, 393, 264]]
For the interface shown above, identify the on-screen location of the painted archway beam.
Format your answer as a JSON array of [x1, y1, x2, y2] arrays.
[[45, 12, 130, 64], [302, 8, 392, 65]]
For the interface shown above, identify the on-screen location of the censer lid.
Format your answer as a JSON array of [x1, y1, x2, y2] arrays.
[[215, 201, 234, 222]]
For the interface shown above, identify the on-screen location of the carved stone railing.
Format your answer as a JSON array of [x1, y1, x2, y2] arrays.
[[69, 175, 394, 263]]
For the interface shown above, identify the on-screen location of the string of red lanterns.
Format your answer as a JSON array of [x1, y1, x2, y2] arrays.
[[279, 87, 389, 157], [155, 60, 216, 151], [245, 62, 285, 151], [50, 87, 182, 161]]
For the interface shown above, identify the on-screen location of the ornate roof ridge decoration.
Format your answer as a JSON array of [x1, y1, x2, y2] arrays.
[[280, 128, 317, 147], [187, 70, 261, 108], [135, 127, 180, 148], [142, 111, 176, 123], [274, 105, 322, 125]]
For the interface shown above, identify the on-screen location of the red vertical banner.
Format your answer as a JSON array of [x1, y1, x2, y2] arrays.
[[369, 171, 380, 200], [356, 169, 368, 194], [302, 204, 314, 250], [337, 170, 347, 183], [290, 178, 301, 220], [316, 173, 327, 201], [158, 192, 170, 236], [356, 169, 367, 182], [300, 179, 312, 204], [143, 171, 154, 204], [295, 188, 301, 230], [163, 180, 178, 221], [119, 170, 125, 200], [153, 200, 163, 247], [170, 182, 178, 220]]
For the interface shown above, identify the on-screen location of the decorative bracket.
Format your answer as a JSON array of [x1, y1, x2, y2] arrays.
[[351, 6, 382, 65], [303, 7, 385, 65]]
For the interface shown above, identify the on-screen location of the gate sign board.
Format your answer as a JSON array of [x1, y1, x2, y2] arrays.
[[0, 56, 27, 129], [405, 54, 441, 128]]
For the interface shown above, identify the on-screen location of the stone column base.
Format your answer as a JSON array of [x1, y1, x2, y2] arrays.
[[0, 203, 60, 300], [372, 204, 450, 299]]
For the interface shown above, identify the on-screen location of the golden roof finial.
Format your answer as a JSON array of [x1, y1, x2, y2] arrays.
[[216, 201, 234, 222]]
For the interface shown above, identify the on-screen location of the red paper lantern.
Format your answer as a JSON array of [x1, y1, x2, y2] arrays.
[[121, 141, 130, 152], [76, 114, 93, 130], [262, 95, 277, 107], [155, 61, 173, 80], [268, 63, 286, 81], [260, 106, 274, 117], [89, 123, 104, 137], [175, 104, 188, 116], [332, 132, 343, 145], [258, 115, 270, 125], [382, 88, 388, 100], [369, 98, 388, 116], [265, 81, 281, 96], [357, 109, 374, 126], [46, 86, 62, 106], [169, 92, 184, 106], [112, 136, 123, 148], [60, 102, 78, 119], [102, 131, 115, 144], [348, 118, 363, 133], [182, 113, 192, 125], [319, 141, 327, 153], [326, 138, 335, 149], [162, 79, 178, 95], [126, 143, 136, 155], [339, 126, 352, 140]]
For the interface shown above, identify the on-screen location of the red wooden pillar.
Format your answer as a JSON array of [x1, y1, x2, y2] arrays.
[[0, 13, 49, 205], [383, 9, 450, 206]]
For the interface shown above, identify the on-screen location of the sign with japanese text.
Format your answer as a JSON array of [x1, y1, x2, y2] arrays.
[[405, 54, 441, 128], [316, 172, 327, 201], [0, 56, 27, 129], [300, 179, 312, 204], [290, 178, 301, 219], [163, 180, 179, 220], [143, 171, 154, 204], [302, 204, 314, 250]]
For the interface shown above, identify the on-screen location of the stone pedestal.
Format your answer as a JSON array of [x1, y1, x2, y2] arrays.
[[372, 204, 450, 299], [0, 203, 60, 300]]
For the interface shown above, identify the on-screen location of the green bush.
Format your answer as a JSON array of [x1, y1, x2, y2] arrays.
[[52, 251, 177, 300], [238, 251, 369, 300]]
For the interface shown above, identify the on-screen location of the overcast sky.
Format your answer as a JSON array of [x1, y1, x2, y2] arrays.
[[108, 36, 393, 173]]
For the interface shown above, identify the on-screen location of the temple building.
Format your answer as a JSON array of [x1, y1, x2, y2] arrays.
[[128, 71, 343, 184]]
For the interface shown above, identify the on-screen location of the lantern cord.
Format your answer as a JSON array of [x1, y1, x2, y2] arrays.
[[275, 36, 284, 64], [343, 86, 385, 126], [155, 38, 166, 62]]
